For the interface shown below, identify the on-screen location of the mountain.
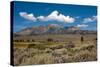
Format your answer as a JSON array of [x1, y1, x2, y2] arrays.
[[13, 24, 96, 36]]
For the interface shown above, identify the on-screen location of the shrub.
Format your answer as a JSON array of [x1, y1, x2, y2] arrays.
[[80, 44, 95, 51], [28, 43, 47, 50], [66, 41, 75, 48], [31, 39, 35, 42], [47, 38, 53, 42], [72, 50, 97, 62], [20, 53, 55, 65], [45, 48, 52, 53], [52, 48, 68, 56], [27, 44, 36, 48]]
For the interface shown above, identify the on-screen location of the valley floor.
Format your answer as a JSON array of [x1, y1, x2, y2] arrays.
[[12, 34, 97, 66]]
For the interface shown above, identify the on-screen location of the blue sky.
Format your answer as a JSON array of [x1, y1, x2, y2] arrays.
[[12, 1, 97, 32]]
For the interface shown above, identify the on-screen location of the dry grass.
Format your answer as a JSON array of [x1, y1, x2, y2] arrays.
[[13, 34, 97, 66]]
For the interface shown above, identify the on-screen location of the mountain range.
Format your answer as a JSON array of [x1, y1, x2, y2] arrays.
[[13, 24, 96, 36]]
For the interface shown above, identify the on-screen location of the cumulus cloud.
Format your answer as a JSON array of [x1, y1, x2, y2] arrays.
[[37, 16, 46, 21], [37, 10, 75, 23], [83, 16, 97, 23], [19, 11, 75, 23], [77, 24, 88, 28], [19, 12, 37, 22]]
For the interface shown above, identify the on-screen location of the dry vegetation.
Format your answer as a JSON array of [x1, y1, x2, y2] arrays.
[[13, 34, 97, 66]]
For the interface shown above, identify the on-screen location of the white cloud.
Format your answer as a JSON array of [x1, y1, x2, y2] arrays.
[[19, 12, 37, 22], [83, 15, 97, 23], [19, 11, 75, 23], [37, 16, 46, 21], [77, 24, 88, 28], [37, 10, 75, 23]]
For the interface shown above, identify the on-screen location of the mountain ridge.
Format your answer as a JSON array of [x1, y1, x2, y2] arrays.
[[13, 24, 96, 36]]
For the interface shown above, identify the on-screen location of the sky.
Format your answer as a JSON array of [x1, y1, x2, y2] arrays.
[[12, 1, 97, 32]]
